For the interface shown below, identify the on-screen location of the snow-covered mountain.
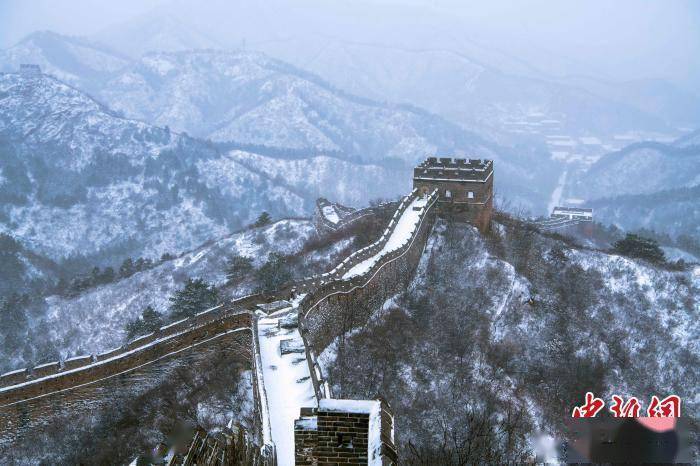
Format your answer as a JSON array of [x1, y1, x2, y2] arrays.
[[0, 72, 308, 263], [0, 31, 130, 96], [225, 151, 408, 206], [0, 233, 59, 296], [99, 49, 498, 161], [262, 39, 675, 137], [0, 211, 369, 380], [559, 77, 700, 130], [0, 34, 500, 162], [675, 128, 700, 148], [567, 132, 700, 239], [0, 219, 320, 372], [0, 33, 562, 212], [573, 141, 700, 199], [588, 185, 700, 240], [90, 1, 699, 136], [101, 49, 562, 210]]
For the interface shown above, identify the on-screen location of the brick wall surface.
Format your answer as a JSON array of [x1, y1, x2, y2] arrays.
[[295, 411, 370, 465], [300, 195, 436, 355], [413, 167, 493, 232], [0, 311, 255, 448], [295, 401, 397, 466]]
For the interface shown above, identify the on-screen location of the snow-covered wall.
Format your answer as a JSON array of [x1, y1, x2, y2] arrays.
[[0, 306, 258, 447], [314, 197, 396, 234], [299, 189, 439, 387]]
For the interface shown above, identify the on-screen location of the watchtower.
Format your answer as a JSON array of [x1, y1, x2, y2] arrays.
[[413, 157, 494, 232], [19, 64, 42, 77], [295, 398, 397, 465]]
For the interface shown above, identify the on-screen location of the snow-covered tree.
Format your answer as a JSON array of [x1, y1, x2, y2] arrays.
[[169, 278, 219, 320], [225, 255, 253, 284], [255, 253, 291, 292], [253, 211, 272, 228], [125, 306, 164, 340], [613, 234, 665, 263]]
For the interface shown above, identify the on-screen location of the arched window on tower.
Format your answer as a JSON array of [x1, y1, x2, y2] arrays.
[[445, 190, 452, 199]]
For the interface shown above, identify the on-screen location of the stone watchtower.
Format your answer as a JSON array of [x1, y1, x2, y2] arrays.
[[295, 398, 397, 465], [413, 157, 494, 232], [19, 64, 42, 77]]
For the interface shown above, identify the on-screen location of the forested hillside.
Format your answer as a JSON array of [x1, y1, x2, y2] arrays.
[[322, 218, 699, 463]]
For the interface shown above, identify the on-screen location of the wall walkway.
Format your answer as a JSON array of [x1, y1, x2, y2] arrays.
[[299, 189, 439, 400]]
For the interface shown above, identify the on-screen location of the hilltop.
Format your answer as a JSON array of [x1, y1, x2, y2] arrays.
[[321, 218, 699, 462]]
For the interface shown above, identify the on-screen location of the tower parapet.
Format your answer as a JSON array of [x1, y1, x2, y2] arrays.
[[413, 156, 494, 231], [295, 398, 397, 465], [19, 64, 42, 77]]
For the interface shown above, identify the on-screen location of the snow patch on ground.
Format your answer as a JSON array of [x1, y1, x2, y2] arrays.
[[321, 205, 340, 224]]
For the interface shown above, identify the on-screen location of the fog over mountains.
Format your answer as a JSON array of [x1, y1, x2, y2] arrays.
[[83, 1, 700, 138], [0, 31, 564, 223], [1, 8, 698, 267], [0, 7, 697, 277], [0, 71, 308, 264]]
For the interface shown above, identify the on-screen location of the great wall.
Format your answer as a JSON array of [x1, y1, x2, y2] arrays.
[[0, 157, 494, 465]]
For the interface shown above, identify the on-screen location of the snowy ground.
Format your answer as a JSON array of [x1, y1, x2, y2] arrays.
[[256, 303, 316, 466], [547, 169, 567, 214], [343, 196, 428, 278]]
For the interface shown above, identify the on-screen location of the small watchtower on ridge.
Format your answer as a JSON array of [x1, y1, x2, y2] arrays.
[[19, 64, 42, 77], [413, 157, 494, 232]]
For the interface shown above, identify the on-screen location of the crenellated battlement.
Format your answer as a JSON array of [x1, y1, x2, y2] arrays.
[[0, 302, 233, 390]]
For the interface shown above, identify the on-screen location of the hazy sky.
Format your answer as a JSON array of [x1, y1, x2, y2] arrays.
[[0, 0, 165, 45], [1, 0, 699, 87]]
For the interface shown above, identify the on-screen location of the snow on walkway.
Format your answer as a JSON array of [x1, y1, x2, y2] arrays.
[[321, 205, 340, 224], [343, 195, 429, 279], [257, 305, 316, 466]]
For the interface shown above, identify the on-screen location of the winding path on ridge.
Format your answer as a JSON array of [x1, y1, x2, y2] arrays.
[[343, 195, 429, 278]]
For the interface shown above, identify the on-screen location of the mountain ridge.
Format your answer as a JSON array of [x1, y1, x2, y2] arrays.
[[0, 72, 309, 264]]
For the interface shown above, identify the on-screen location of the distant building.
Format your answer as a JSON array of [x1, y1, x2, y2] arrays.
[[413, 157, 494, 231], [19, 64, 42, 77], [295, 398, 397, 465], [551, 206, 593, 222]]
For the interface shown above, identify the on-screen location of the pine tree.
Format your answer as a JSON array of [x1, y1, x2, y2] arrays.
[[119, 258, 135, 278], [225, 255, 254, 283], [141, 306, 162, 329], [101, 266, 115, 284], [161, 252, 176, 262], [613, 234, 665, 263], [55, 276, 70, 295], [255, 253, 291, 292], [253, 211, 272, 228], [90, 266, 101, 285], [169, 278, 220, 320], [125, 305, 164, 340]]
